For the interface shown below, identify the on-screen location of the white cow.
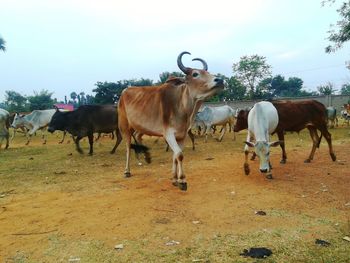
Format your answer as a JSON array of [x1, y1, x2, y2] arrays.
[[243, 101, 280, 179], [11, 109, 56, 145], [195, 105, 236, 142], [0, 108, 10, 149]]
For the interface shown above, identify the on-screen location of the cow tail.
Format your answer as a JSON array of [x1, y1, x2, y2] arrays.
[[130, 144, 152, 164]]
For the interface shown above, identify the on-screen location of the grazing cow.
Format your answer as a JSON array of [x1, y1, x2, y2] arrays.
[[48, 105, 122, 155], [11, 109, 56, 145], [118, 51, 224, 191], [234, 100, 337, 164], [326, 106, 338, 128], [195, 105, 236, 142], [0, 108, 10, 149], [243, 101, 280, 179]]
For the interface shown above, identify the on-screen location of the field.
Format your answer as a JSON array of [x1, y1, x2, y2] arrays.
[[0, 127, 349, 262]]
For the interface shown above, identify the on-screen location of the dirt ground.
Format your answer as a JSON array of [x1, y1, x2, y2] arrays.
[[0, 128, 349, 262]]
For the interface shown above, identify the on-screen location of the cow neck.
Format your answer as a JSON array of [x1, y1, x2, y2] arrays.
[[180, 84, 200, 118]]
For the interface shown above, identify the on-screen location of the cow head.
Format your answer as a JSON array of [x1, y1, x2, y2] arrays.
[[245, 140, 281, 173], [177, 51, 224, 100], [48, 109, 66, 133], [11, 113, 25, 129]]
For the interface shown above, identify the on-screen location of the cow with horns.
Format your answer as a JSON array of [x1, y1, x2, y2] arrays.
[[118, 51, 224, 191]]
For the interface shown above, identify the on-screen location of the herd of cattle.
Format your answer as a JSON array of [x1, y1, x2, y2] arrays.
[[1, 52, 350, 191]]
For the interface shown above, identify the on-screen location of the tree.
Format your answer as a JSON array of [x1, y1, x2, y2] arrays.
[[317, 82, 337, 95], [93, 81, 129, 104], [258, 75, 310, 98], [224, 76, 246, 100], [4, 90, 28, 112], [340, 83, 350, 94], [157, 71, 184, 84], [70, 92, 78, 103], [0, 36, 6, 52], [232, 55, 272, 99], [128, 78, 153, 87], [28, 90, 55, 110], [324, 1, 350, 53]]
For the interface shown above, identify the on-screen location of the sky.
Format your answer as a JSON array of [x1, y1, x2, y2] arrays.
[[0, 0, 349, 102]]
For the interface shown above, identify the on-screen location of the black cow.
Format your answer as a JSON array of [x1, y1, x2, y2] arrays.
[[48, 105, 122, 155]]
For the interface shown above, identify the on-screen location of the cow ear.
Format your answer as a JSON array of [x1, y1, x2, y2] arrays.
[[244, 141, 255, 147], [269, 141, 281, 147], [166, 76, 185, 86]]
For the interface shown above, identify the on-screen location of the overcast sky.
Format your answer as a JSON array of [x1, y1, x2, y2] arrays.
[[0, 0, 349, 102]]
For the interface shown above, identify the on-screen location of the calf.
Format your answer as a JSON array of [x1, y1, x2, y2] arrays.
[[243, 101, 280, 179], [48, 105, 122, 155]]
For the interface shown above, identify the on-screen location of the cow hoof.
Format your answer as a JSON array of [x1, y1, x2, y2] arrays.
[[266, 174, 273, 179], [331, 153, 336, 161], [110, 150, 116, 154], [244, 163, 250, 175], [304, 159, 311, 163], [124, 172, 131, 178], [280, 159, 286, 164], [172, 181, 178, 187], [88, 153, 93, 156], [178, 182, 187, 191]]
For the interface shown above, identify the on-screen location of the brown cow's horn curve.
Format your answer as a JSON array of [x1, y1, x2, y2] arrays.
[[192, 58, 208, 71], [177, 51, 191, 74]]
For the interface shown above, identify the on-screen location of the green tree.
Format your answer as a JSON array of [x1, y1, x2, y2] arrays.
[[0, 36, 6, 52], [232, 55, 272, 99], [70, 92, 77, 103], [28, 90, 55, 110], [4, 90, 28, 112], [317, 82, 337, 95], [157, 71, 184, 84], [224, 76, 246, 100], [324, 0, 350, 53], [128, 78, 153, 87], [93, 81, 129, 104], [340, 83, 350, 94]]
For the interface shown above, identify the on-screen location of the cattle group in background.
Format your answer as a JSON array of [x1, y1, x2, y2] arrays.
[[118, 51, 224, 191], [48, 105, 122, 155], [243, 101, 280, 179], [341, 103, 350, 126], [0, 108, 10, 149], [11, 109, 56, 145], [194, 105, 236, 142]]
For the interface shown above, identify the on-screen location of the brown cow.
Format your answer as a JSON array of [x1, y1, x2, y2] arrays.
[[118, 51, 224, 191], [234, 100, 336, 164]]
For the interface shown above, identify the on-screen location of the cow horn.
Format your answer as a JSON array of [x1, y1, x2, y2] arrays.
[[177, 51, 191, 74], [192, 58, 208, 71]]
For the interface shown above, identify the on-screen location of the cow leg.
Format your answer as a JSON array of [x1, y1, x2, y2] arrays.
[[5, 130, 10, 149], [305, 127, 319, 163], [320, 126, 336, 162], [217, 125, 226, 142], [164, 132, 187, 191], [59, 131, 66, 144], [88, 132, 94, 155], [243, 132, 251, 175], [277, 132, 287, 164], [187, 129, 195, 150], [204, 125, 211, 143], [41, 128, 47, 144], [110, 129, 122, 154], [123, 131, 133, 178], [75, 136, 84, 154]]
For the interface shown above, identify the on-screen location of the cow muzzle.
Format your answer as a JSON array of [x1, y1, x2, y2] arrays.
[[260, 168, 268, 173]]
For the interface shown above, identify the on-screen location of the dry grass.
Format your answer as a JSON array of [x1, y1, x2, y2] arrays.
[[1, 127, 350, 262]]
